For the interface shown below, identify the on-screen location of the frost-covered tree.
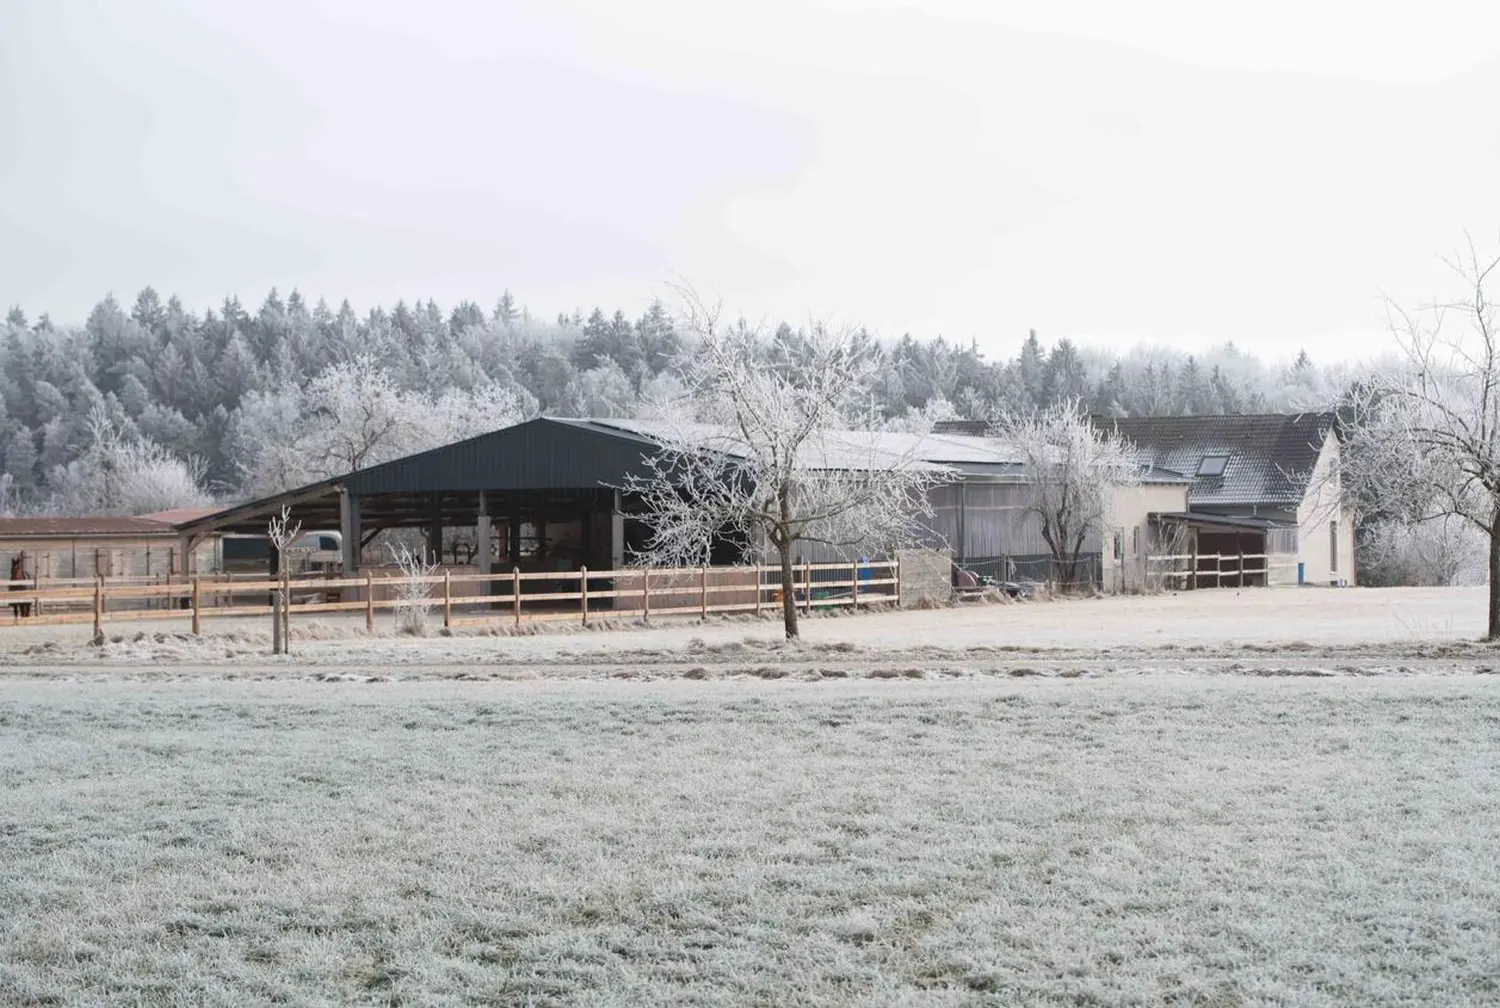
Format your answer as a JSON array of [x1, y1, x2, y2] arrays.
[[1343, 238, 1500, 635], [622, 293, 941, 639], [1357, 517, 1478, 588], [46, 407, 211, 516], [994, 400, 1140, 591], [568, 361, 637, 418], [231, 357, 535, 495], [416, 382, 538, 450]]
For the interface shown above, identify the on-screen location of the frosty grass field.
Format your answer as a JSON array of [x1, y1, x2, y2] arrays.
[[3, 588, 1499, 1005]]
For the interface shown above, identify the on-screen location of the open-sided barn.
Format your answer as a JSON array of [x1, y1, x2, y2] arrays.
[[170, 417, 1188, 596]]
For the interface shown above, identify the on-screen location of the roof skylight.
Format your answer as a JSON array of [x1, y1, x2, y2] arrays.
[[1197, 455, 1230, 477]]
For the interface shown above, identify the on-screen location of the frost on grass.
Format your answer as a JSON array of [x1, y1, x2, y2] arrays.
[[1, 678, 1498, 1005]]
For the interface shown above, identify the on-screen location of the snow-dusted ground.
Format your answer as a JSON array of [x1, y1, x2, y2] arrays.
[[0, 586, 1491, 674], [2, 676, 1497, 1004], [3, 588, 1498, 1003]]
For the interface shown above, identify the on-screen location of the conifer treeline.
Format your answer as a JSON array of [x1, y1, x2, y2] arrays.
[[0, 288, 1339, 512]]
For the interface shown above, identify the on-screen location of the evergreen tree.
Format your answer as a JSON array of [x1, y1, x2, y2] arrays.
[[3, 427, 38, 496], [494, 291, 520, 327], [1017, 329, 1045, 408]]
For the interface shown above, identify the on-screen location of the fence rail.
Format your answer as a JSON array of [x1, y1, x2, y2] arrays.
[[1144, 552, 1299, 588], [2, 560, 902, 638]]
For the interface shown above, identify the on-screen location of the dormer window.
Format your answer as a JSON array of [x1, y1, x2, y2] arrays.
[[1197, 455, 1230, 477]]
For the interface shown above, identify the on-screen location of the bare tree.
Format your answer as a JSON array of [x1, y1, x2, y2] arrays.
[[991, 400, 1140, 592], [1344, 237, 1500, 635], [267, 505, 302, 655], [622, 293, 942, 639]]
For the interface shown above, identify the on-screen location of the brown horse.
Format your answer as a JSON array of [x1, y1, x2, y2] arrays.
[[9, 554, 32, 618]]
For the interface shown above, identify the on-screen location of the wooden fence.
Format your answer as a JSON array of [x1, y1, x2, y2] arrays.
[[1145, 552, 1299, 589], [1, 560, 901, 637]]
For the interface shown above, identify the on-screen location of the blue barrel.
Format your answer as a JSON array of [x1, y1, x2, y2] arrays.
[[1297, 562, 1305, 585]]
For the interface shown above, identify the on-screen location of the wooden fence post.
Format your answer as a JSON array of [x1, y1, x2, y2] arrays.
[[1238, 549, 1245, 588], [281, 571, 292, 653], [851, 560, 859, 610], [513, 567, 522, 629], [894, 556, 903, 609], [803, 560, 813, 615], [699, 566, 709, 620], [191, 577, 201, 635], [92, 575, 103, 640], [364, 572, 374, 632], [580, 566, 589, 625], [754, 564, 763, 617], [443, 570, 452, 630], [642, 569, 651, 622]]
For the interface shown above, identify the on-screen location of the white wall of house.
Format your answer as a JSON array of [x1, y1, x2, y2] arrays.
[[1102, 481, 1192, 592], [1295, 434, 1357, 586]]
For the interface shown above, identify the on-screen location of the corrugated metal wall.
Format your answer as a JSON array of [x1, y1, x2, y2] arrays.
[[927, 482, 1053, 560], [775, 480, 1056, 565]]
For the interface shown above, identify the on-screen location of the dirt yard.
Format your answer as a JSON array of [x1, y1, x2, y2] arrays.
[[2, 587, 1498, 1004]]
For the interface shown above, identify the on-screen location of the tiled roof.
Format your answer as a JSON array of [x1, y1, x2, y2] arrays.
[[1099, 413, 1334, 506], [0, 517, 180, 538]]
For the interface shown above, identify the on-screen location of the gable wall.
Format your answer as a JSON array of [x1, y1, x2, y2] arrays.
[[1295, 434, 1356, 585]]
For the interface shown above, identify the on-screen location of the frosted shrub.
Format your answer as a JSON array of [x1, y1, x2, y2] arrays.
[[388, 543, 439, 636]]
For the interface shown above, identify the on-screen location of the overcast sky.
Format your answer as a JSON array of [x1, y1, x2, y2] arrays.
[[4, 0, 1500, 362]]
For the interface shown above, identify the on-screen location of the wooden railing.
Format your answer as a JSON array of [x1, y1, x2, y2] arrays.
[[1145, 552, 1299, 589], [1, 560, 901, 637]]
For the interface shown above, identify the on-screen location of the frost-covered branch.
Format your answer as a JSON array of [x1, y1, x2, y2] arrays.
[[994, 399, 1140, 592], [46, 405, 211, 516], [387, 541, 440, 636], [622, 293, 943, 638], [1342, 235, 1500, 634]]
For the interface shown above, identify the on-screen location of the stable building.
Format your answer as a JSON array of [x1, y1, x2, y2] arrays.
[[0, 515, 216, 584], [172, 417, 1190, 597]]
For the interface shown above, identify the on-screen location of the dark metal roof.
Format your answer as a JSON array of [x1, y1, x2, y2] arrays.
[[343, 417, 659, 495], [174, 418, 666, 537], [1101, 413, 1334, 507]]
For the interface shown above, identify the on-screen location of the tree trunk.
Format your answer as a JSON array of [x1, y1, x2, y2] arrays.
[[1489, 512, 1500, 640], [778, 537, 799, 640]]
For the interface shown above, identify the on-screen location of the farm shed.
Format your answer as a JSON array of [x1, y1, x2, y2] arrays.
[[175, 416, 1187, 598], [0, 516, 215, 584]]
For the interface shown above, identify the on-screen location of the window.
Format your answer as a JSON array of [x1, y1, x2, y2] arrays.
[[1131, 526, 1140, 556], [1197, 455, 1230, 477], [318, 536, 339, 552], [1330, 523, 1338, 573], [1112, 529, 1124, 559]]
